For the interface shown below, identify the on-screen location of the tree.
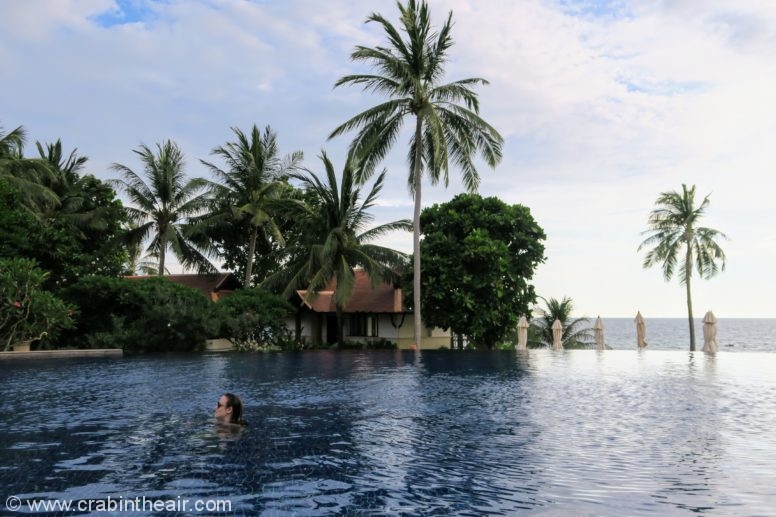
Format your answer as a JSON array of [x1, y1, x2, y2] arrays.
[[0, 123, 58, 210], [638, 184, 727, 351], [110, 140, 214, 276], [1, 154, 128, 288], [415, 194, 545, 349], [200, 125, 303, 286], [263, 151, 411, 344], [330, 0, 504, 347], [529, 296, 593, 349], [1, 257, 74, 351]]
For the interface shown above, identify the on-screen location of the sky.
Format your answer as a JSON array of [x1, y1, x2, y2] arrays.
[[2, 0, 775, 318]]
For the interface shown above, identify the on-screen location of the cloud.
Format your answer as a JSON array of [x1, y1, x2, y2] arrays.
[[2, 0, 774, 317]]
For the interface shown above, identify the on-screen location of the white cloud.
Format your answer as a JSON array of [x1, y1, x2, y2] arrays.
[[2, 0, 774, 317]]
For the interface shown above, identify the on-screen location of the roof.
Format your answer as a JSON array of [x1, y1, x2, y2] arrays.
[[296, 270, 404, 314], [125, 273, 240, 302]]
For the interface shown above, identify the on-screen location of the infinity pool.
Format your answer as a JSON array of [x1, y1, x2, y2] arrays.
[[1, 350, 774, 515]]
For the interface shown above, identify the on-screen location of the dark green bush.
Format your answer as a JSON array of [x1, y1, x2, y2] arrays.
[[213, 288, 295, 351], [60, 276, 211, 353]]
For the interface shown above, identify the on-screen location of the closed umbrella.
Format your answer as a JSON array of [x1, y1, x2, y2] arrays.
[[635, 311, 648, 348], [702, 310, 718, 354], [517, 315, 529, 351], [551, 319, 563, 350], [594, 316, 605, 350]]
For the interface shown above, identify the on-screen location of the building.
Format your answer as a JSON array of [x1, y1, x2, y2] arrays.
[[289, 269, 450, 349]]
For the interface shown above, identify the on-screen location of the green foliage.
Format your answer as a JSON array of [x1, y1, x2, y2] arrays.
[[199, 124, 303, 286], [212, 288, 295, 351], [0, 257, 74, 351], [0, 171, 129, 290], [413, 194, 546, 349], [110, 140, 215, 276], [60, 276, 211, 353], [330, 0, 504, 347], [264, 152, 410, 344], [638, 184, 727, 350], [529, 296, 593, 349]]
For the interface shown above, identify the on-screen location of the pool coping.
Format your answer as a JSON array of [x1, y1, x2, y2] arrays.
[[0, 349, 123, 360]]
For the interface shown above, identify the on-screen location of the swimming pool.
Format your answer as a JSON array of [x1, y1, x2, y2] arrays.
[[1, 350, 774, 515]]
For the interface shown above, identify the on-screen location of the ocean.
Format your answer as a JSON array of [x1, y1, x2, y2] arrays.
[[598, 317, 776, 352]]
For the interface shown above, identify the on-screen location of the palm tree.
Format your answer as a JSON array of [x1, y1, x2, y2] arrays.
[[0, 124, 58, 210], [110, 140, 214, 276], [263, 151, 411, 345], [0, 124, 25, 159], [330, 0, 504, 347], [638, 184, 727, 351], [529, 296, 593, 349], [200, 125, 302, 286]]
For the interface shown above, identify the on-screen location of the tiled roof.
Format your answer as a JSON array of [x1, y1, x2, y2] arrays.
[[125, 273, 240, 301], [297, 270, 403, 314]]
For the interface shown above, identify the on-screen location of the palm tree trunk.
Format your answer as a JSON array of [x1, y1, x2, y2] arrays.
[[245, 226, 258, 286], [336, 303, 344, 346], [685, 246, 695, 351], [412, 115, 423, 349], [158, 231, 166, 277]]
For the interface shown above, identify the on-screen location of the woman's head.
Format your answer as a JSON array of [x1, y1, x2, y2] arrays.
[[214, 393, 244, 425]]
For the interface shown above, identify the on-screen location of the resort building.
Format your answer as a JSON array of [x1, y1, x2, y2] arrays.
[[288, 269, 450, 349]]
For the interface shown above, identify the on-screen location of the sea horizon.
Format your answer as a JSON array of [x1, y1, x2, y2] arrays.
[[580, 317, 776, 352]]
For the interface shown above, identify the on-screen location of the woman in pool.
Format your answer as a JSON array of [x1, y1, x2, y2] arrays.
[[214, 393, 246, 426]]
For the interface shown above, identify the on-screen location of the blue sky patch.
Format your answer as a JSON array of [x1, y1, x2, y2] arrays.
[[92, 0, 162, 28]]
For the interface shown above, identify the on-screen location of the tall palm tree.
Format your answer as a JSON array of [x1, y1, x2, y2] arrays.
[[263, 151, 411, 345], [110, 140, 214, 276], [330, 0, 504, 347], [638, 184, 727, 351], [200, 125, 302, 286], [529, 296, 593, 349]]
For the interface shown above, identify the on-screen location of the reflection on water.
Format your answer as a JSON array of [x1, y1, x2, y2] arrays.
[[1, 351, 775, 515]]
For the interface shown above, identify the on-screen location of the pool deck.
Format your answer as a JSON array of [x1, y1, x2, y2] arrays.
[[0, 349, 123, 360]]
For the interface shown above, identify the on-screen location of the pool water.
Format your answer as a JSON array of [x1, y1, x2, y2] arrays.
[[1, 350, 775, 515]]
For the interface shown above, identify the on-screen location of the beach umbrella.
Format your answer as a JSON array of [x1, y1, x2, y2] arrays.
[[594, 316, 605, 350], [517, 315, 529, 351], [551, 319, 563, 350], [702, 310, 718, 354], [635, 311, 648, 348]]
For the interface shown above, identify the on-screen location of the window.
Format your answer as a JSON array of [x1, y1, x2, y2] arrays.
[[350, 314, 378, 337]]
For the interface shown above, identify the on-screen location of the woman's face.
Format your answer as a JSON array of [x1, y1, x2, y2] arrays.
[[214, 395, 232, 422]]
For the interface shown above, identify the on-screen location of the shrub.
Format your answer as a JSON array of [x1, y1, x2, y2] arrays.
[[60, 276, 211, 353], [213, 288, 295, 351], [0, 258, 74, 350]]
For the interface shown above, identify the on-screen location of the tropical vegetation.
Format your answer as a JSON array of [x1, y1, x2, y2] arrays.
[[200, 125, 303, 286], [414, 194, 545, 350], [529, 296, 594, 349], [263, 151, 411, 345], [330, 0, 504, 347], [1, 257, 74, 351], [110, 140, 215, 276], [638, 184, 727, 351]]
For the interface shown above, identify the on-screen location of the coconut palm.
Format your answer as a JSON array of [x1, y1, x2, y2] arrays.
[[200, 125, 302, 286], [0, 124, 25, 159], [330, 0, 503, 347], [263, 151, 411, 345], [529, 296, 593, 349], [0, 124, 58, 210], [110, 140, 214, 276], [638, 184, 727, 351]]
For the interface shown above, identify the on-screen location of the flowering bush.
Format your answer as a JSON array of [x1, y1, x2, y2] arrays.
[[1, 258, 74, 351]]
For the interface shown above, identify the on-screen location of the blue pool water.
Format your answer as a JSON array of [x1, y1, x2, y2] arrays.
[[1, 350, 775, 515]]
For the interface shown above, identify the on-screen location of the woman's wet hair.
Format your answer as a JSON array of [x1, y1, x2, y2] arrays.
[[223, 393, 246, 425]]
